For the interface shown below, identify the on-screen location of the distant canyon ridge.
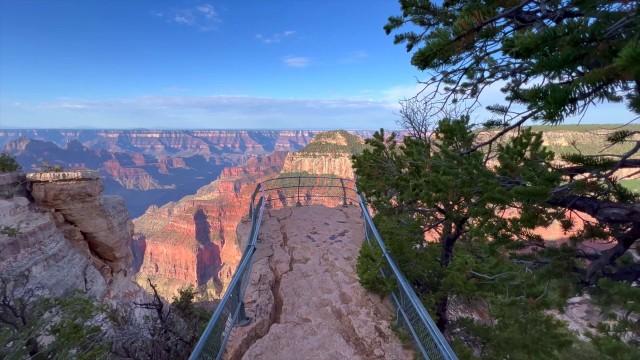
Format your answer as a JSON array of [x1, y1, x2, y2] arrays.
[[0, 129, 379, 217], [0, 130, 319, 217]]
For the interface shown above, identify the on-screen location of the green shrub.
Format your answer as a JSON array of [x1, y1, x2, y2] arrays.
[[0, 153, 20, 173], [356, 241, 394, 295]]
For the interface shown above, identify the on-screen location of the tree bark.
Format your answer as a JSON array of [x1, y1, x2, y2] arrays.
[[435, 216, 468, 332], [547, 192, 640, 283], [585, 223, 640, 283]]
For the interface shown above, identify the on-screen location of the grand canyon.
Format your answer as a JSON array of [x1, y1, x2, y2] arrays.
[[2, 126, 639, 359], [0, 130, 317, 217]]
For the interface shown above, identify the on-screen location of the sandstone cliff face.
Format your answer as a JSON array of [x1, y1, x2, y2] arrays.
[[280, 130, 365, 179], [0, 171, 143, 303], [133, 152, 288, 300], [281, 153, 356, 179], [28, 171, 134, 278]]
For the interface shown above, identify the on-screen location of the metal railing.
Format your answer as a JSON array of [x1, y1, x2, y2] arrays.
[[189, 176, 457, 360], [359, 194, 457, 360], [260, 175, 359, 208], [188, 187, 265, 360]]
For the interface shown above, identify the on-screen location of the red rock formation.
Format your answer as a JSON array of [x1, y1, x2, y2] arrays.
[[103, 159, 165, 190], [133, 152, 288, 300]]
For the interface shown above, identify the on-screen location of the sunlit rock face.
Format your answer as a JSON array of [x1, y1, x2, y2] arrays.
[[0, 171, 144, 305], [27, 171, 134, 277], [281, 130, 365, 179], [133, 152, 288, 301], [282, 153, 356, 179]]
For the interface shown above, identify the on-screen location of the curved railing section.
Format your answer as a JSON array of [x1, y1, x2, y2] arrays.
[[260, 175, 359, 208], [189, 176, 456, 360]]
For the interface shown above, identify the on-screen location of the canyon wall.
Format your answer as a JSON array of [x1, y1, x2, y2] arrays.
[[0, 170, 144, 306], [133, 152, 288, 301], [281, 130, 364, 179], [1, 130, 317, 217]]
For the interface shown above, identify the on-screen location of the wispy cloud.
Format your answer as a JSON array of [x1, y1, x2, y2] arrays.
[[340, 50, 368, 64], [154, 3, 220, 31], [255, 30, 296, 44], [283, 56, 311, 68], [5, 95, 398, 129]]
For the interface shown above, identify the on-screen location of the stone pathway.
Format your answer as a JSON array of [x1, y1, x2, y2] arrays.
[[225, 205, 413, 360]]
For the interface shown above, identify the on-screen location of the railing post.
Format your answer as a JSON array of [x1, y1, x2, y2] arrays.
[[340, 178, 347, 207], [236, 301, 251, 327], [296, 176, 302, 206]]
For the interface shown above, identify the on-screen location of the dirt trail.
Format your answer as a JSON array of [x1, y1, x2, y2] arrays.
[[225, 205, 413, 360]]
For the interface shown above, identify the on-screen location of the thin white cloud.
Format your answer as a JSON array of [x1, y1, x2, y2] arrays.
[[255, 30, 296, 44], [7, 95, 398, 129], [154, 3, 220, 31], [340, 50, 368, 64], [283, 56, 310, 68]]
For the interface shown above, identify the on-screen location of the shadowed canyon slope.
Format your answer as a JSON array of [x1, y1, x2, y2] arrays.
[[132, 152, 288, 300]]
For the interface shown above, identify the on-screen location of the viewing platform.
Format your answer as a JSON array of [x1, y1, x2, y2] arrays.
[[190, 176, 457, 360]]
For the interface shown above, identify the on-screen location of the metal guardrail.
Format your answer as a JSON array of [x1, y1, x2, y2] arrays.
[[188, 187, 265, 360], [189, 176, 457, 360], [260, 176, 359, 208], [359, 194, 458, 360]]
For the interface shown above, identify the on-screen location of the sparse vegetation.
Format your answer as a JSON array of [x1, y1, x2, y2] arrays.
[[300, 130, 367, 154], [0, 153, 20, 173], [39, 162, 64, 172], [0, 279, 110, 360], [0, 225, 21, 237]]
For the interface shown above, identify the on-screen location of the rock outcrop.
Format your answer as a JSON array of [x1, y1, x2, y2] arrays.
[[27, 171, 134, 278], [133, 152, 288, 301], [281, 130, 365, 179], [0, 170, 142, 303]]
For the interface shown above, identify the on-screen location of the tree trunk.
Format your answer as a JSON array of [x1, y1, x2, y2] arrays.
[[435, 216, 468, 332], [585, 224, 640, 283]]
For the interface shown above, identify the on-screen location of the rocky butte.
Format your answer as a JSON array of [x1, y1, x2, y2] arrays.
[[281, 130, 365, 179]]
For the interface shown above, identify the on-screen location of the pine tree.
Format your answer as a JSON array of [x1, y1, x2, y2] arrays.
[[354, 0, 640, 357]]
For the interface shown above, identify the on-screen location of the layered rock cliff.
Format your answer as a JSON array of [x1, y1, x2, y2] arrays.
[[281, 130, 365, 179], [0, 170, 205, 358], [133, 152, 288, 301], [0, 170, 142, 302]]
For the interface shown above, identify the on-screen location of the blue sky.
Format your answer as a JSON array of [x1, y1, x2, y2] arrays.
[[0, 0, 635, 129]]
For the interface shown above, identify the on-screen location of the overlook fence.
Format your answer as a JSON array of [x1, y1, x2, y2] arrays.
[[260, 175, 359, 208], [189, 176, 457, 360]]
